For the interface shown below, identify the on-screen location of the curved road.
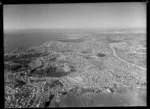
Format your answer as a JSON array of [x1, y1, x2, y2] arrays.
[[110, 43, 146, 71]]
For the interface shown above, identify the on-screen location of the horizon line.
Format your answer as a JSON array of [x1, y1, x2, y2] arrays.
[[4, 27, 146, 31]]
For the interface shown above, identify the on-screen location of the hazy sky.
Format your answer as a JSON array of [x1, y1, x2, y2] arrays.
[[4, 2, 146, 30]]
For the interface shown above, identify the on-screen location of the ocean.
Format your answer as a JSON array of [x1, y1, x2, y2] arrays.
[[4, 28, 145, 53], [4, 29, 68, 53]]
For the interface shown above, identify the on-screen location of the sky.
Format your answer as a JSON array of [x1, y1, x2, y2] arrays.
[[4, 2, 146, 30]]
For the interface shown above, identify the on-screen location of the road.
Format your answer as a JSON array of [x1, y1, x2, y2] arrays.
[[110, 43, 146, 71]]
